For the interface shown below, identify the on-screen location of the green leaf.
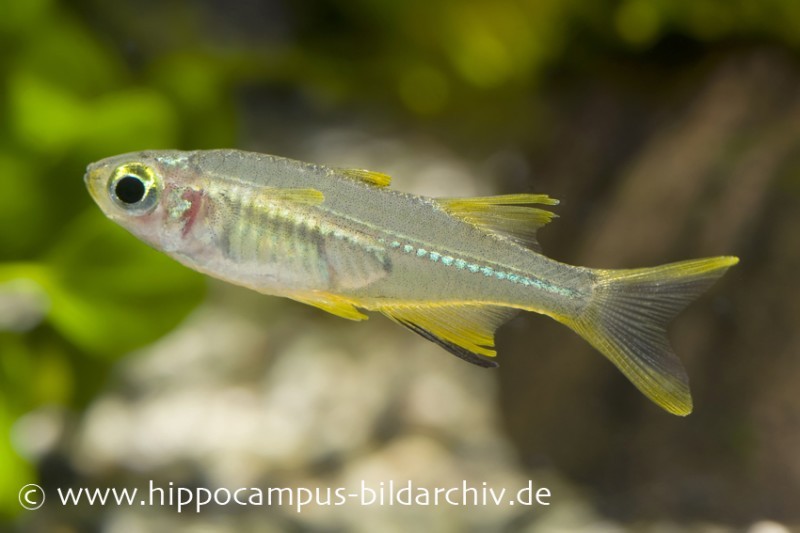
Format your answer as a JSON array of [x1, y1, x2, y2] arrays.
[[9, 72, 87, 153], [43, 210, 206, 356], [0, 403, 35, 517], [0, 154, 47, 258], [79, 88, 179, 156]]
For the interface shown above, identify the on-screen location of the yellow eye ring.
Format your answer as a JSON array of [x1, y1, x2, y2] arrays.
[[108, 163, 160, 214]]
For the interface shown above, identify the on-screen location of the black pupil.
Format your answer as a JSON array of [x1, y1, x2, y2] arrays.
[[115, 175, 146, 204]]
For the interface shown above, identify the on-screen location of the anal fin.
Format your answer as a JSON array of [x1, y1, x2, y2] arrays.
[[292, 292, 369, 321], [378, 303, 518, 367]]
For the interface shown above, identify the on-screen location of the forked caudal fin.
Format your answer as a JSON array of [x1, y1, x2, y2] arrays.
[[558, 256, 739, 416]]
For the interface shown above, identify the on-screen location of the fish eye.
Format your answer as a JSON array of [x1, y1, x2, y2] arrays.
[[108, 163, 160, 214], [115, 175, 146, 204]]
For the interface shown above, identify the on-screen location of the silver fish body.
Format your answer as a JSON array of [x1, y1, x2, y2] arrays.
[[85, 149, 738, 415]]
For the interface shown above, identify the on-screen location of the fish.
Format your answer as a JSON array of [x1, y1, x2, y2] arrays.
[[84, 149, 739, 415]]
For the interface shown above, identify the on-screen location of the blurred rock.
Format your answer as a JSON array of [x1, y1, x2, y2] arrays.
[[35, 288, 555, 531], [0, 279, 49, 332]]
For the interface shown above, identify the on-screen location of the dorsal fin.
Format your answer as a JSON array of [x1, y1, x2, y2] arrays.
[[438, 194, 558, 251], [263, 187, 325, 205], [378, 303, 518, 367], [337, 168, 392, 187]]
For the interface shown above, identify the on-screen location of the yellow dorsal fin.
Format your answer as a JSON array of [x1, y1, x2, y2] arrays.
[[264, 187, 325, 205], [337, 168, 392, 187], [378, 303, 518, 367], [438, 194, 558, 251], [291, 292, 369, 321]]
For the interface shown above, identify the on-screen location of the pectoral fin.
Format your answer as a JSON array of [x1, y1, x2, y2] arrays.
[[263, 187, 325, 205], [439, 194, 558, 251], [378, 303, 518, 367]]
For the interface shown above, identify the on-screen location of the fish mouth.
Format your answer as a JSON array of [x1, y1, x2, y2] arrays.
[[84, 161, 110, 204]]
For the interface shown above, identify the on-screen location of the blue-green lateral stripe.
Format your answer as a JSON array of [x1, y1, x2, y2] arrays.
[[379, 237, 571, 294]]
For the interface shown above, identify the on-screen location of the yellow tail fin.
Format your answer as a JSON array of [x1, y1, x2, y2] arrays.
[[560, 256, 739, 416]]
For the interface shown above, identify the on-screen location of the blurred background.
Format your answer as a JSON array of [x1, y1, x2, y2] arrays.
[[1, 0, 799, 531]]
